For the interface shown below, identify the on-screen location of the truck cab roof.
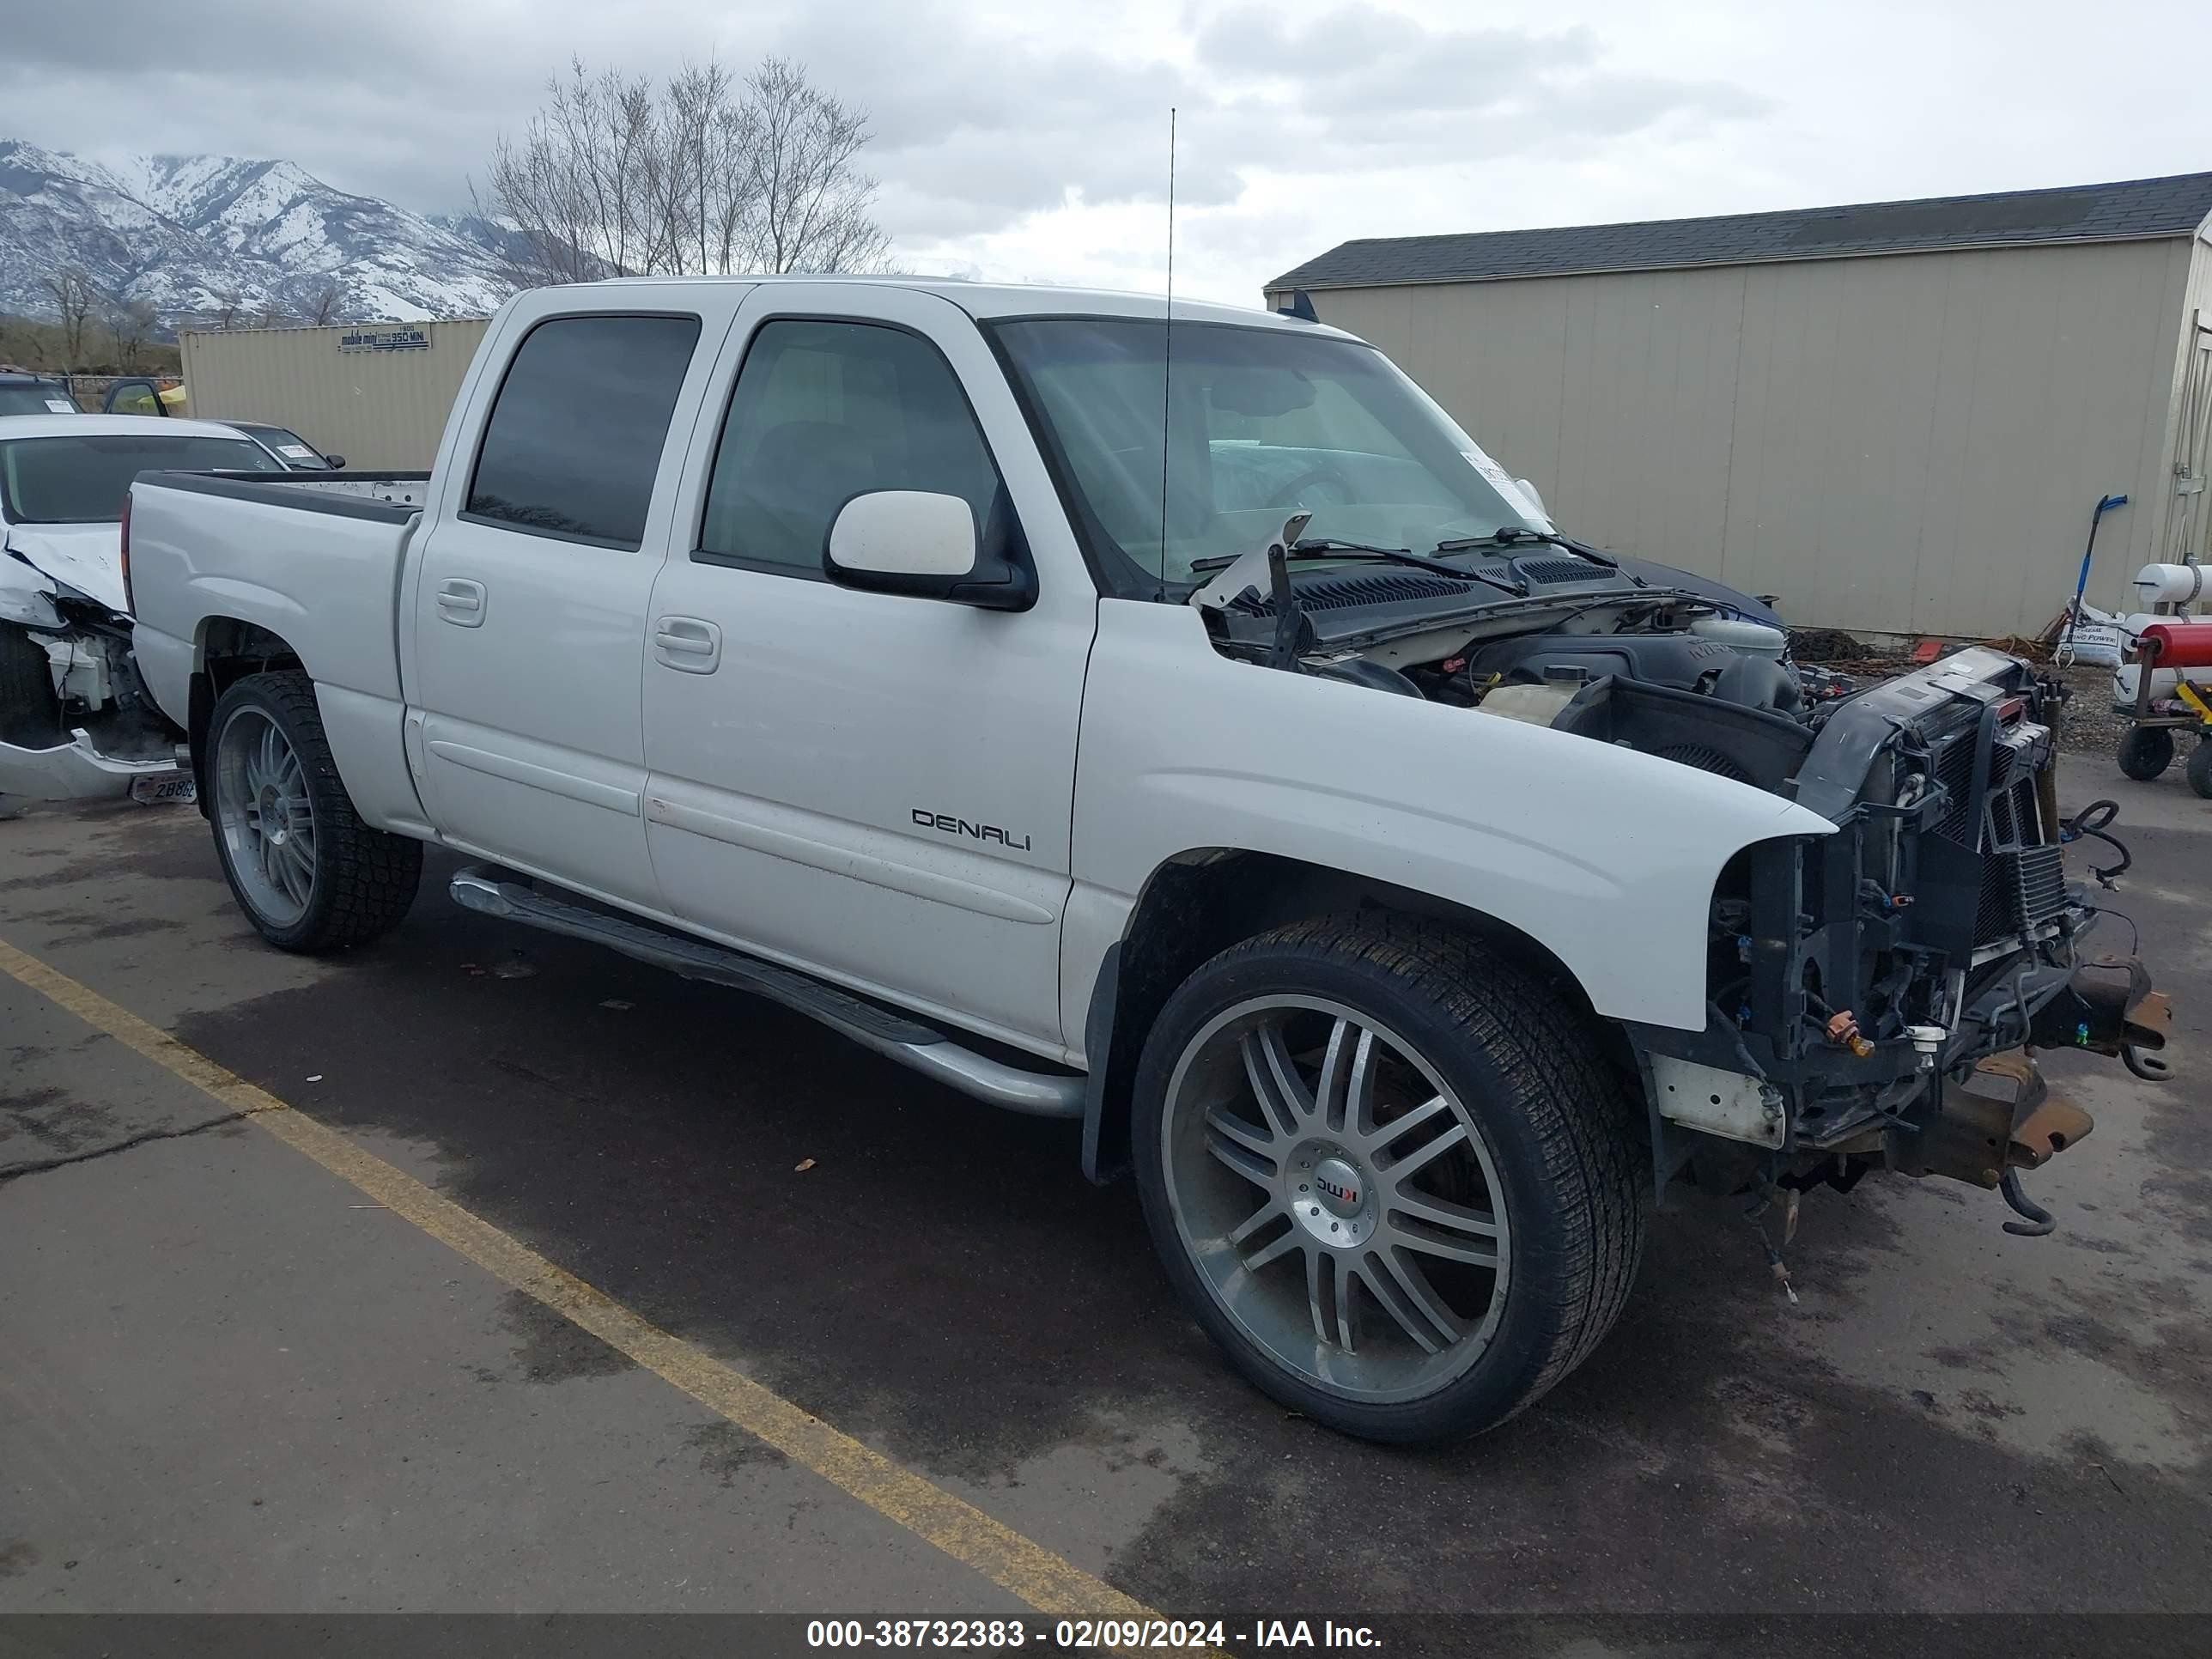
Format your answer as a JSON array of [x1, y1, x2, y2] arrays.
[[579, 274, 1359, 337]]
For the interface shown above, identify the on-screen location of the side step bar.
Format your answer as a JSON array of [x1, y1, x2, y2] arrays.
[[449, 867, 1085, 1119]]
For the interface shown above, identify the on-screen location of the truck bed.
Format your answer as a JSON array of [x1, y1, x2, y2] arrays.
[[125, 470, 431, 775]]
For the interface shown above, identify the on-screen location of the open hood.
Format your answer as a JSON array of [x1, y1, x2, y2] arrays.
[[3, 522, 127, 614]]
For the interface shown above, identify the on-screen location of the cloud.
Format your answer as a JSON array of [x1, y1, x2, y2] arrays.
[[16, 0, 2048, 309], [1197, 5, 1601, 102]]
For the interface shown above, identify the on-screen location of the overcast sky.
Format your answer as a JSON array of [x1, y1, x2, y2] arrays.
[[9, 0, 2206, 306]]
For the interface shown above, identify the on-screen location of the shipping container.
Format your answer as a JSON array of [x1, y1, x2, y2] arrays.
[[177, 318, 491, 471]]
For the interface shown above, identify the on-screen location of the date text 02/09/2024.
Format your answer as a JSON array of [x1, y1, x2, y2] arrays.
[[804, 1620, 1382, 1649]]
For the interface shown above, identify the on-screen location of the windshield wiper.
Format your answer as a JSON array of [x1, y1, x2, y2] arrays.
[[1432, 525, 1640, 581], [1190, 538, 1527, 599]]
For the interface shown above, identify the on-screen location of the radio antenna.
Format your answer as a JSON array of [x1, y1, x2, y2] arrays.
[[1157, 106, 1176, 600]]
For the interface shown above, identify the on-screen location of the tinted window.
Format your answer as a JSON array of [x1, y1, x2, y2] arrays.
[[0, 434, 281, 524], [699, 320, 1003, 571], [466, 313, 701, 550]]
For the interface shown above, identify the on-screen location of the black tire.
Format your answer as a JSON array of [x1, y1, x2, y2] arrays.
[[2118, 726, 2173, 781], [1132, 913, 1650, 1445], [207, 672, 422, 952], [0, 626, 64, 747], [2189, 739, 2212, 801]]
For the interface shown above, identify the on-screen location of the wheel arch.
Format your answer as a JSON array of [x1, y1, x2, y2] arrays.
[[187, 617, 304, 817], [1077, 848, 1635, 1182]]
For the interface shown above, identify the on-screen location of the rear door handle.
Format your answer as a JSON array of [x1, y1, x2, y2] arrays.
[[435, 577, 486, 627], [654, 616, 721, 673]]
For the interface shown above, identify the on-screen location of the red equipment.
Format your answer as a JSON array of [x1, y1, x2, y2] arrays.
[[2139, 621, 2212, 670]]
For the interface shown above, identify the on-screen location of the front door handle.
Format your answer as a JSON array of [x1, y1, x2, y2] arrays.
[[436, 577, 486, 627], [654, 616, 721, 673]]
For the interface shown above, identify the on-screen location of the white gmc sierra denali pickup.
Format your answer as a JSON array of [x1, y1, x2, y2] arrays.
[[124, 276, 2169, 1443]]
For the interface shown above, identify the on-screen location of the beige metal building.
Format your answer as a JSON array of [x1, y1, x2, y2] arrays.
[[1268, 173, 2212, 638], [177, 318, 491, 471]]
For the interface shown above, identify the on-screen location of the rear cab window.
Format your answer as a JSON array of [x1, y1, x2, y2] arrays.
[[464, 313, 703, 550]]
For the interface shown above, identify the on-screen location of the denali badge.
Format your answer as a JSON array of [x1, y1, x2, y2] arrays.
[[912, 809, 1031, 852]]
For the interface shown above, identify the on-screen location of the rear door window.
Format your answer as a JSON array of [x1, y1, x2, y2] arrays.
[[465, 313, 702, 550]]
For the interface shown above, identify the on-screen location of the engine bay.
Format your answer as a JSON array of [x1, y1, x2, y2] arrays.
[[1192, 538, 2169, 1217], [1193, 546, 1842, 790]]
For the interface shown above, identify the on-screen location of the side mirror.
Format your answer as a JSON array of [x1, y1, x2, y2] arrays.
[[823, 489, 1034, 611], [323, 453, 346, 470]]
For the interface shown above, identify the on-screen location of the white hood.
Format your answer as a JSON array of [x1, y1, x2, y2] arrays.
[[3, 522, 127, 614]]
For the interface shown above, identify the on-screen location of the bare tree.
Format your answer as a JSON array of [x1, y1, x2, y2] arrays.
[[485, 58, 656, 286], [211, 289, 244, 330], [40, 268, 98, 368], [640, 57, 737, 276], [100, 295, 158, 371], [307, 282, 343, 325], [735, 58, 890, 275], [482, 52, 889, 286]]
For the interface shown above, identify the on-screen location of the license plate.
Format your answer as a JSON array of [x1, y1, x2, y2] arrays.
[[130, 774, 198, 805]]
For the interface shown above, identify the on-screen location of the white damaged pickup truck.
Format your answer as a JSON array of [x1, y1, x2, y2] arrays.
[[0, 415, 283, 815], [124, 277, 2172, 1443]]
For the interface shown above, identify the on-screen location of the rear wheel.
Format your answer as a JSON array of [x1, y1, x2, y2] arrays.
[[208, 672, 422, 952], [2189, 738, 2212, 800], [0, 626, 63, 748], [1133, 914, 1649, 1444], [2118, 726, 2174, 781]]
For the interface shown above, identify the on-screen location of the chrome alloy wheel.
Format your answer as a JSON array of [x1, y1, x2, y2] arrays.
[[214, 706, 316, 927], [1160, 996, 1511, 1402]]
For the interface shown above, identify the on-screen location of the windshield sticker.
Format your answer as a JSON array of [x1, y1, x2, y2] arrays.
[[277, 445, 315, 459], [44, 399, 74, 413]]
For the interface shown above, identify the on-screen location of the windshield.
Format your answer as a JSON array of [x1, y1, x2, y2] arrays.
[[990, 318, 1548, 593], [0, 434, 280, 524], [0, 382, 76, 416]]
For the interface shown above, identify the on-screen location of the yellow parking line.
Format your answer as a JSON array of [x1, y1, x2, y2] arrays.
[[0, 933, 1172, 1631]]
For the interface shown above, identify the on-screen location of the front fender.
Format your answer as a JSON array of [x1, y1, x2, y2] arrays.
[[1064, 602, 1835, 1039], [0, 557, 63, 630]]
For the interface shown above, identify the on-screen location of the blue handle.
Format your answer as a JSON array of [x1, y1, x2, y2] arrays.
[[2098, 494, 2130, 515]]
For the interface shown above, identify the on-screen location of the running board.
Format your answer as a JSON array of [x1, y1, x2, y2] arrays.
[[448, 868, 1084, 1118]]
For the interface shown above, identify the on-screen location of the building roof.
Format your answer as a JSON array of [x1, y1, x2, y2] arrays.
[[1269, 171, 2212, 292]]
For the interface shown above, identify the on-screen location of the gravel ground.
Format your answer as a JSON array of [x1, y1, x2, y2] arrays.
[[2050, 660, 2142, 758]]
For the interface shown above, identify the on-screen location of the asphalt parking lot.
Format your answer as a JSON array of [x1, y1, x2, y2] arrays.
[[3, 762, 2209, 1647]]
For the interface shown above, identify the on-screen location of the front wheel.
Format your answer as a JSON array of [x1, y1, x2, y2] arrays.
[[207, 672, 422, 951], [1132, 915, 1649, 1445], [0, 625, 63, 747]]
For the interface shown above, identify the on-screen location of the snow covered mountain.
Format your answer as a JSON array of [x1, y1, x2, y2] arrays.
[[0, 140, 514, 325]]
